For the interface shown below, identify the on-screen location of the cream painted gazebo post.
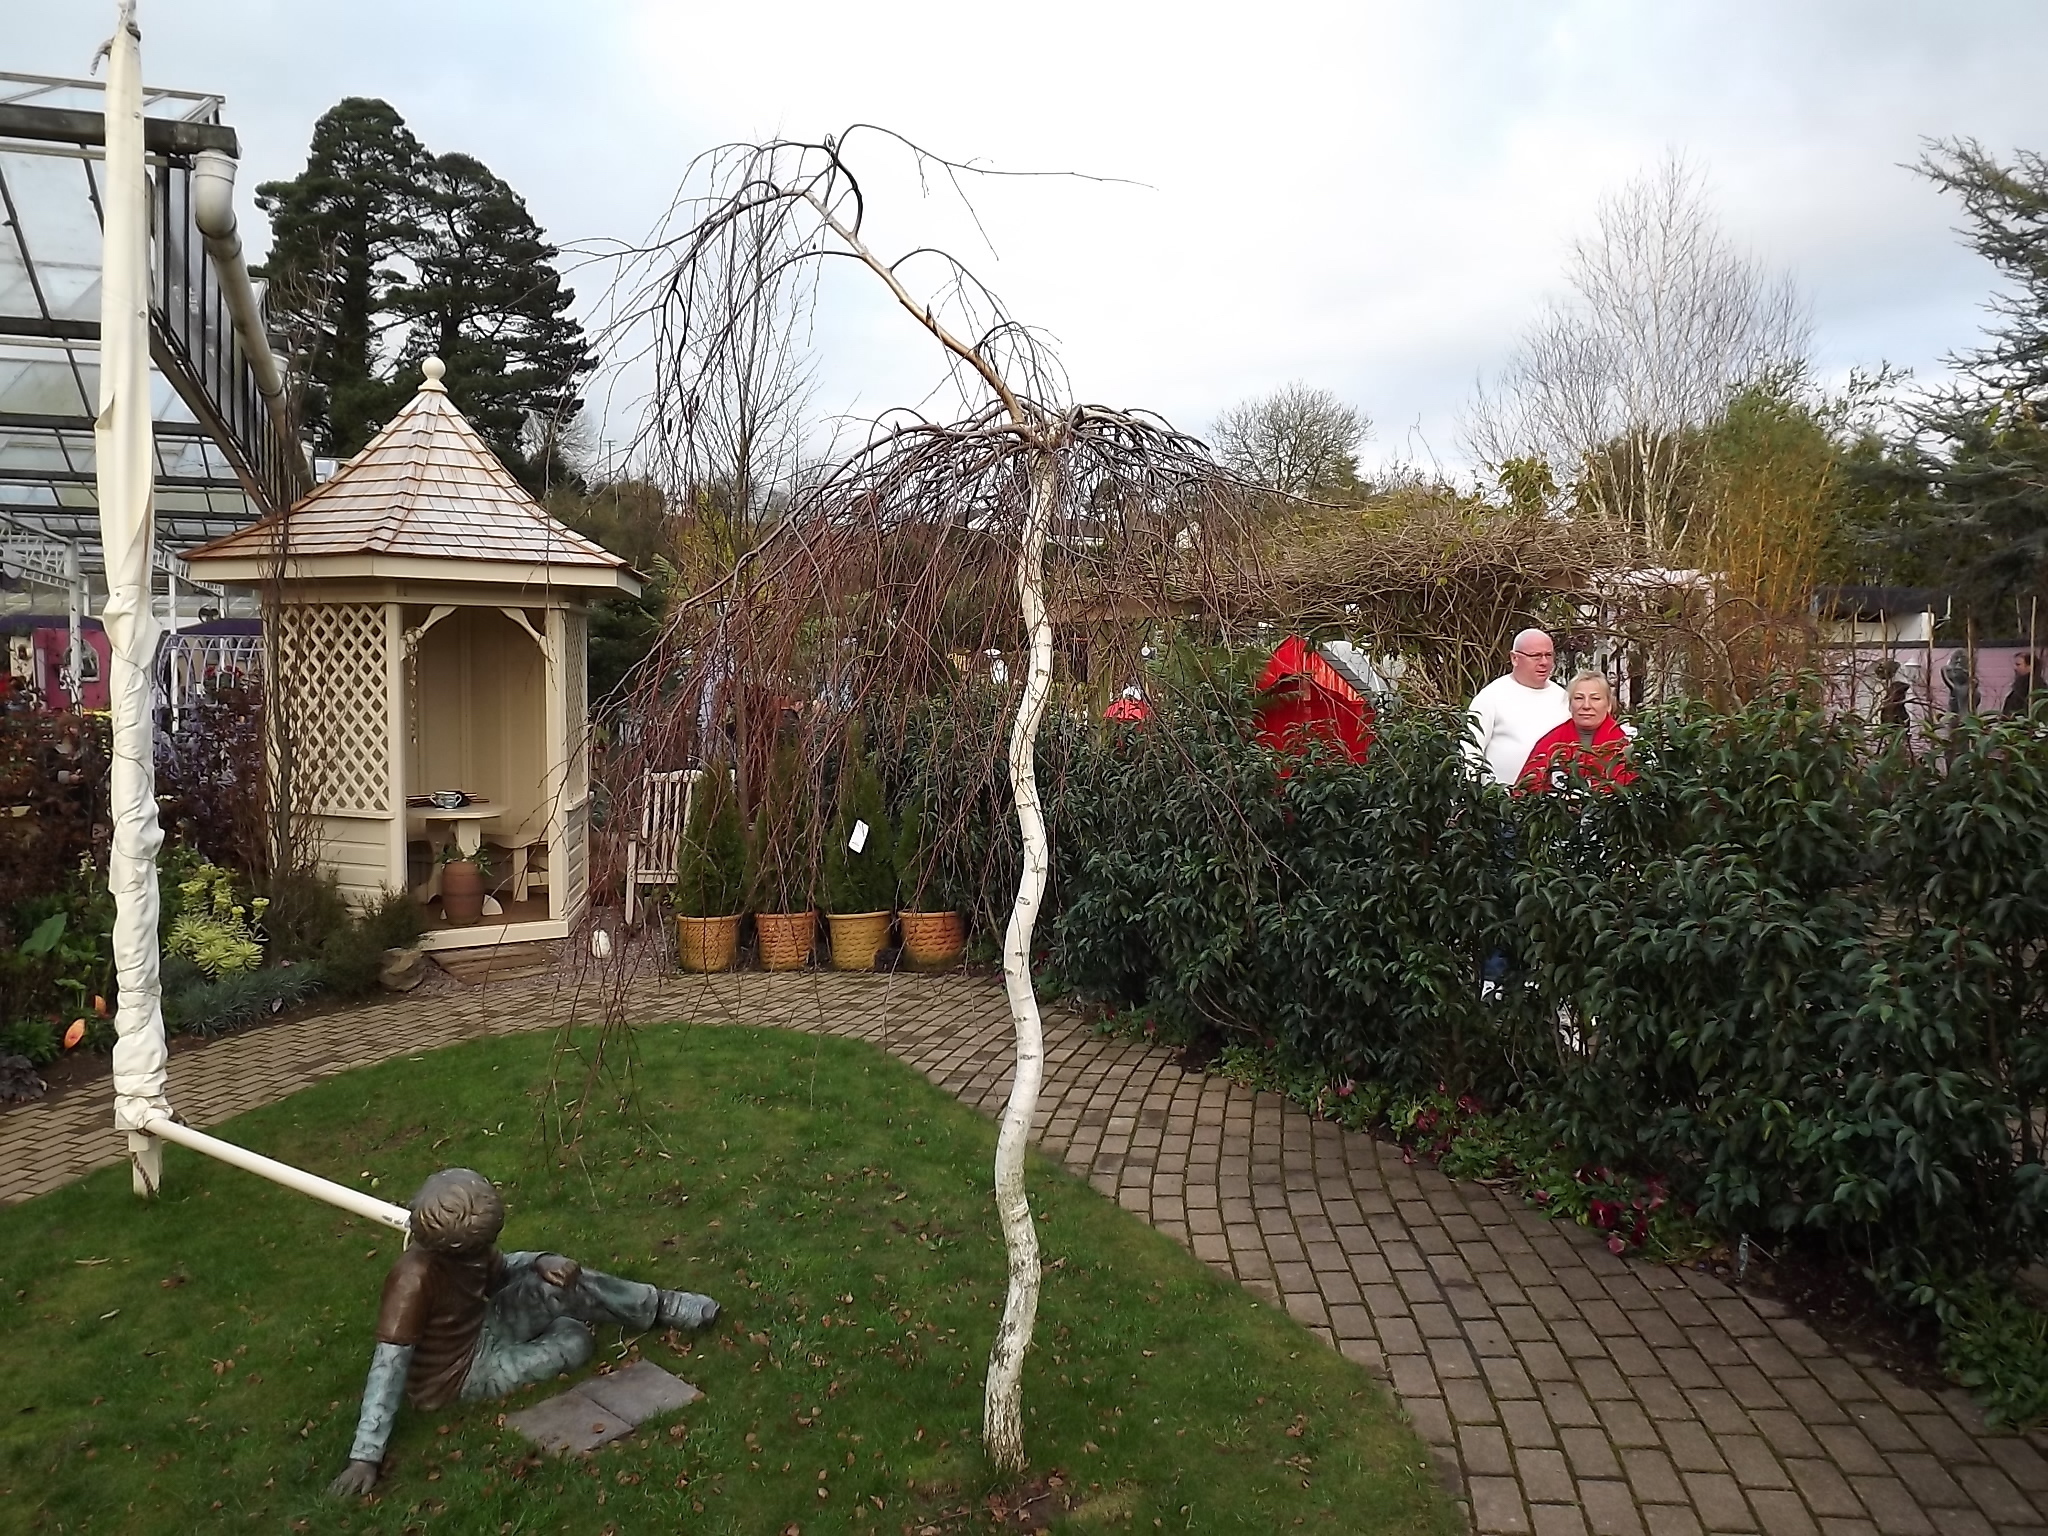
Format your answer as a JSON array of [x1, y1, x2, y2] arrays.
[[382, 601, 407, 892], [543, 603, 569, 923]]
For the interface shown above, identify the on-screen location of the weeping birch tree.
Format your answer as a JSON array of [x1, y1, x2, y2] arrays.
[[602, 131, 1240, 1473]]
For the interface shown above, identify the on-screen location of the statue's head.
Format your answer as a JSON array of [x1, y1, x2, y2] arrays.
[[408, 1168, 505, 1254]]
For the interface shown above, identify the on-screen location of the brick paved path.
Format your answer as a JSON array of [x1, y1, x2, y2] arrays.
[[6, 970, 2047, 1534]]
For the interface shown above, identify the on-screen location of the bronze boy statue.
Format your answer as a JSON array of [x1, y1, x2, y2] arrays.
[[329, 1168, 719, 1497]]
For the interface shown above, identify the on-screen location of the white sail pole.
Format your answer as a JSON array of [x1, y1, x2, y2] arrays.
[[95, 0, 174, 1194]]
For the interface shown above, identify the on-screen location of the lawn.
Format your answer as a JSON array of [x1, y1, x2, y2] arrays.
[[0, 1023, 1458, 1534]]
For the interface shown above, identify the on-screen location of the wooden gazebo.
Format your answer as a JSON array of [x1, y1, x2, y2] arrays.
[[183, 358, 640, 951]]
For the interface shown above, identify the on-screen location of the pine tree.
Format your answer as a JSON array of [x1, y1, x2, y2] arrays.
[[387, 152, 595, 488], [1920, 139, 2048, 401], [254, 98, 428, 458], [257, 105, 594, 484]]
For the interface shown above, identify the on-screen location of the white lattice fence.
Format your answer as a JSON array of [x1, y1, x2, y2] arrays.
[[274, 604, 390, 816], [563, 608, 589, 803], [563, 799, 589, 912]]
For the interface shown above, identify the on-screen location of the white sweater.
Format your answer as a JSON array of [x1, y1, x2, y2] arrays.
[[1464, 675, 1570, 785]]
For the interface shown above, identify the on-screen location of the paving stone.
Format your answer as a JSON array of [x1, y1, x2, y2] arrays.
[[1660, 1420, 1729, 1474], [1643, 1506, 1706, 1536], [1516, 1446, 1578, 1505], [1581, 1478, 1648, 1536], [1680, 1471, 1754, 1532], [1715, 1433, 1791, 1492], [1462, 1423, 1516, 1477], [1842, 1477, 1934, 1536], [1470, 1474, 1535, 1533], [1561, 1425, 1624, 1481], [1950, 1465, 2039, 1528], [1983, 1437, 2048, 1492], [506, 1387, 636, 1453], [1624, 1448, 1689, 1504], [1744, 1490, 1821, 1536], [1886, 1452, 1972, 1511], [579, 1360, 703, 1424]]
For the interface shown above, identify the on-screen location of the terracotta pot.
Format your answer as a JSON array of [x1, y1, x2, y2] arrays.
[[826, 910, 891, 972], [899, 910, 966, 971], [755, 911, 815, 972], [440, 860, 485, 927], [676, 913, 742, 973]]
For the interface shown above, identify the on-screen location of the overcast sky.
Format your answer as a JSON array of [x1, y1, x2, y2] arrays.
[[16, 1, 2048, 480]]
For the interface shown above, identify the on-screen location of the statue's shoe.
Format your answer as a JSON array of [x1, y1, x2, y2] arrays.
[[656, 1289, 720, 1330]]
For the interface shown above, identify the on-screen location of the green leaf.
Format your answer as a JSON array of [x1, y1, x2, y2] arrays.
[[20, 912, 68, 956]]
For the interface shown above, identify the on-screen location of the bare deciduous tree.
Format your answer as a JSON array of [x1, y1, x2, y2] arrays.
[[1469, 154, 1809, 561], [1210, 381, 1370, 499]]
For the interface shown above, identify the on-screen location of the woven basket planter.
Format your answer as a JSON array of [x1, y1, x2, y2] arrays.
[[676, 913, 741, 973], [899, 910, 966, 971], [755, 911, 815, 972], [826, 910, 891, 972]]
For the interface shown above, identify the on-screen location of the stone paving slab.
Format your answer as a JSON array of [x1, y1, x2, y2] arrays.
[[506, 1389, 636, 1454], [5, 968, 2048, 1533]]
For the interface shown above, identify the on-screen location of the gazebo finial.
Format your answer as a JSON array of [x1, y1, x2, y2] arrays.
[[420, 355, 447, 394]]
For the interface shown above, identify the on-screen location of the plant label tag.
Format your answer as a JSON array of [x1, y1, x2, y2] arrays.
[[849, 820, 869, 853]]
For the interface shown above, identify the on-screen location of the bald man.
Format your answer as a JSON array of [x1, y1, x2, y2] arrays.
[[1465, 628, 1570, 786]]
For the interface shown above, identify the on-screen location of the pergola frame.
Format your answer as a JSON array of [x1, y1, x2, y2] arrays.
[[0, 68, 304, 692]]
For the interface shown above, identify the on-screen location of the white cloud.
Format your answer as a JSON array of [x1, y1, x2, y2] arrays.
[[13, 0, 2048, 476]]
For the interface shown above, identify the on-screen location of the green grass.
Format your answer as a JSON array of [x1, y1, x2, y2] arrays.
[[0, 1024, 1457, 1535]]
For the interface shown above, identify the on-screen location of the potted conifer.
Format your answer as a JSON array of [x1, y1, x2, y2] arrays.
[[750, 741, 816, 972], [673, 765, 746, 972], [896, 789, 966, 970], [823, 731, 896, 971]]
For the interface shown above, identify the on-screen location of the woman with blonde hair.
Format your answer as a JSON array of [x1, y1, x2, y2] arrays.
[[1518, 672, 1635, 791]]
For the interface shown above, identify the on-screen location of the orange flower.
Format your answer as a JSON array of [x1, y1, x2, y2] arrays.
[[63, 1019, 87, 1050]]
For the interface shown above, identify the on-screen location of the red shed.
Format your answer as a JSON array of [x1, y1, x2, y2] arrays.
[[1254, 635, 1374, 764]]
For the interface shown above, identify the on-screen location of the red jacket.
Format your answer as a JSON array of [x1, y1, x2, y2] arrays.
[[1518, 716, 1636, 791]]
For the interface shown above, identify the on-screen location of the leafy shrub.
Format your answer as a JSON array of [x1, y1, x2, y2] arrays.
[[314, 889, 427, 999], [1932, 1274, 2048, 1429], [163, 965, 324, 1039], [166, 863, 268, 977], [0, 1018, 58, 1066], [154, 686, 267, 874], [260, 867, 355, 963], [906, 667, 2048, 1287]]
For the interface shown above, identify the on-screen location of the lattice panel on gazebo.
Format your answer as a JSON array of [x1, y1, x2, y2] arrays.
[[563, 609, 588, 802], [275, 603, 391, 816]]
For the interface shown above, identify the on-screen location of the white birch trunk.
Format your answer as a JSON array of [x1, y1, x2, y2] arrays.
[[983, 447, 1057, 1474]]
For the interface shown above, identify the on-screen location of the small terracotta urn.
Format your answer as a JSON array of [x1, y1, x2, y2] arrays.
[[440, 860, 485, 927]]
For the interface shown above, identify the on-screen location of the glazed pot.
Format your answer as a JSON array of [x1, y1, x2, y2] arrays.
[[826, 910, 891, 972], [899, 910, 966, 971], [676, 913, 742, 973], [440, 860, 485, 927], [755, 911, 815, 972]]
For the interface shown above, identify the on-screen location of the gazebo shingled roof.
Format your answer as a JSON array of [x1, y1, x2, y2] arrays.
[[183, 358, 630, 580]]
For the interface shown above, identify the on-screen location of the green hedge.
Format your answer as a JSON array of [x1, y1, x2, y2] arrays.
[[899, 678, 2048, 1283]]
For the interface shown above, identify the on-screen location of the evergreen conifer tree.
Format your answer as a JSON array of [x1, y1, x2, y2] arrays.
[[257, 102, 594, 485]]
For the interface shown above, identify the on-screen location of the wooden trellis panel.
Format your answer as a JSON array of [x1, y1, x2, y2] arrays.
[[274, 603, 391, 817], [563, 608, 589, 804]]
